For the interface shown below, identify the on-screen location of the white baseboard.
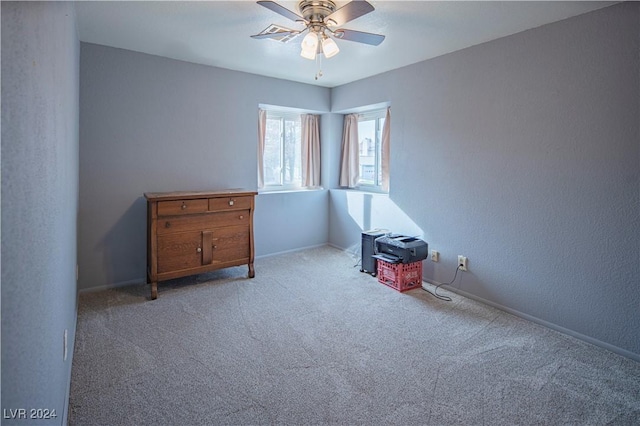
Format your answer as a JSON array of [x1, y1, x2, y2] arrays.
[[423, 278, 640, 363], [327, 242, 349, 251], [255, 243, 329, 259], [78, 278, 145, 294], [62, 308, 78, 425]]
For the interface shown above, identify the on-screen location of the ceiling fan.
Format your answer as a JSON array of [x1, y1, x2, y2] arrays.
[[251, 0, 385, 63]]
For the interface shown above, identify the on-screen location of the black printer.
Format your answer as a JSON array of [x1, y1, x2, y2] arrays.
[[374, 234, 428, 264]]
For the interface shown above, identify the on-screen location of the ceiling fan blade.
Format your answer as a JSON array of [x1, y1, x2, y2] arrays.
[[325, 1, 374, 26], [334, 28, 385, 46], [251, 30, 300, 40], [257, 1, 304, 22]]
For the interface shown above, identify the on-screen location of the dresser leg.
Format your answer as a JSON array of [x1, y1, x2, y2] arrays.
[[248, 263, 255, 278], [151, 282, 158, 300]]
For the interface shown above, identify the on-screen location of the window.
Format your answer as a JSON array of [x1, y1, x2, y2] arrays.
[[259, 108, 322, 190], [263, 110, 302, 188], [357, 110, 386, 188], [338, 106, 390, 191]]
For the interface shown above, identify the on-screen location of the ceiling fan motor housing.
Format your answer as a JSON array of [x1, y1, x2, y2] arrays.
[[299, 0, 337, 29]]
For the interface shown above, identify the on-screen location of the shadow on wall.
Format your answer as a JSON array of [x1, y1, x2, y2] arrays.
[[329, 188, 425, 249], [96, 197, 147, 287]]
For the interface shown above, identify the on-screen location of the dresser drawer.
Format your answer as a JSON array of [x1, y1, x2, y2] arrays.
[[158, 198, 208, 216], [209, 196, 252, 212], [157, 210, 250, 235]]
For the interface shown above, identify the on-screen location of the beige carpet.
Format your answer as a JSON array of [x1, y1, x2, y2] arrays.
[[69, 246, 640, 425]]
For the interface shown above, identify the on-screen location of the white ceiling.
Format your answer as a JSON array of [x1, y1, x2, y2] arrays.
[[76, 1, 615, 88]]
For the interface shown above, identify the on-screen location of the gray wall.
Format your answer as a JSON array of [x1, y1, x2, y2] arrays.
[[255, 191, 328, 256], [1, 2, 79, 425], [78, 43, 332, 290], [330, 2, 640, 360]]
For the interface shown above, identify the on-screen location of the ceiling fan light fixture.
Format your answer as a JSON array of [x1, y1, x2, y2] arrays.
[[301, 31, 318, 52], [321, 36, 339, 58], [300, 46, 316, 60]]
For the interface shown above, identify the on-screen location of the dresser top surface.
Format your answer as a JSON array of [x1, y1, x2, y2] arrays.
[[144, 189, 257, 201]]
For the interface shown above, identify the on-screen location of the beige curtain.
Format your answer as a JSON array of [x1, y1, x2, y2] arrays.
[[301, 114, 321, 188], [257, 109, 266, 188], [339, 114, 359, 188], [381, 107, 391, 192]]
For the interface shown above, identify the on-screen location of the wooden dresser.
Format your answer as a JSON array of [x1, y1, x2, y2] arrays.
[[145, 189, 257, 299]]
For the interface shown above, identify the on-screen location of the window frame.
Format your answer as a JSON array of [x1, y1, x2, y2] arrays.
[[261, 109, 304, 192], [355, 108, 387, 193]]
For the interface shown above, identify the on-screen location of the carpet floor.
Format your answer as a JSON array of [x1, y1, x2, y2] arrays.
[[69, 246, 640, 425]]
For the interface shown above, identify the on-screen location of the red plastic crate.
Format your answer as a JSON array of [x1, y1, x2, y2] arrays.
[[377, 259, 423, 292]]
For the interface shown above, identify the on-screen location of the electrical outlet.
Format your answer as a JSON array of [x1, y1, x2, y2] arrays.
[[458, 255, 468, 271], [63, 329, 68, 361], [431, 250, 439, 262]]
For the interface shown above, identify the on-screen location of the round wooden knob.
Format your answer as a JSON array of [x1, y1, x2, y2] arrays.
[[181, 204, 187, 210], [165, 222, 171, 228], [239, 215, 244, 219]]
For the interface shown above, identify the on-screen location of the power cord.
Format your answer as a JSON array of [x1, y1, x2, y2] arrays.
[[422, 265, 462, 302]]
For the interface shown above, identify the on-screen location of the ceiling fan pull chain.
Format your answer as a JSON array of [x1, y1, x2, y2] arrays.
[[315, 52, 323, 80]]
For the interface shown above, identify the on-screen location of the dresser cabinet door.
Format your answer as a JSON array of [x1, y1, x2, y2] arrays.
[[205, 225, 250, 264], [157, 231, 203, 274], [158, 226, 250, 274]]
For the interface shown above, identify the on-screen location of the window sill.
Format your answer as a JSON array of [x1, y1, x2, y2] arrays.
[[258, 187, 325, 195], [337, 187, 388, 195], [331, 188, 389, 196]]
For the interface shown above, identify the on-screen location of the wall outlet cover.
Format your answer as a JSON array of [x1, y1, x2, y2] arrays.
[[458, 255, 468, 271]]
